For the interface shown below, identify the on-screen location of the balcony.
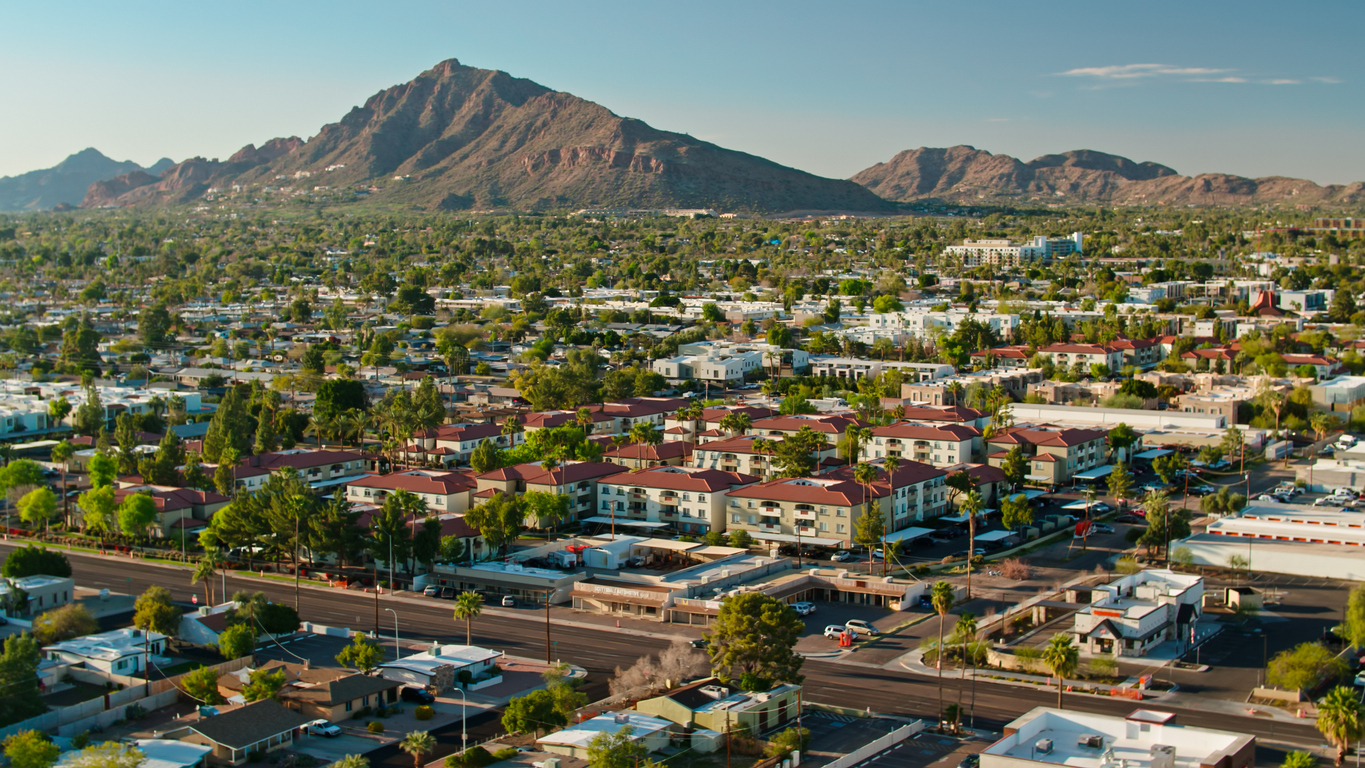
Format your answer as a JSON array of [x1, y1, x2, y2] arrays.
[[796, 526, 817, 536], [757, 523, 782, 533], [628, 502, 648, 512], [759, 507, 783, 518], [794, 508, 816, 520]]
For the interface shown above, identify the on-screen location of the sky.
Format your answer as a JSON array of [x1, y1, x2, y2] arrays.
[[2, 0, 1362, 184]]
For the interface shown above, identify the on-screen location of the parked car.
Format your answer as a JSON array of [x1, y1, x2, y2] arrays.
[[501, 596, 516, 607], [1189, 485, 1217, 496], [959, 756, 980, 768], [1115, 514, 1144, 524], [1090, 502, 1113, 514], [306, 720, 342, 738], [690, 638, 709, 649], [790, 601, 816, 616], [1255, 494, 1282, 503], [401, 687, 436, 704], [1091, 523, 1114, 534], [845, 619, 878, 635], [422, 585, 441, 597], [830, 550, 853, 562], [823, 624, 851, 639], [440, 587, 456, 599]]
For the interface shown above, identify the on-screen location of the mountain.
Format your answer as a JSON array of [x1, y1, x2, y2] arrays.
[[0, 149, 173, 211], [84, 59, 893, 214], [851, 146, 1365, 207]]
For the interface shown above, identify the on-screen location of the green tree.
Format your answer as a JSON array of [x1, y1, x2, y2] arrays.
[[242, 668, 287, 701], [65, 743, 145, 768], [78, 486, 117, 537], [463, 492, 524, 556], [1152, 453, 1187, 487], [585, 726, 648, 768], [16, 488, 57, 533], [1345, 585, 1365, 650], [1042, 633, 1080, 709], [765, 727, 811, 759], [0, 633, 46, 727], [1281, 752, 1318, 768], [133, 586, 180, 638], [1, 546, 71, 578], [1107, 461, 1133, 505], [470, 439, 500, 473], [930, 580, 955, 722], [181, 665, 227, 704], [1269, 643, 1346, 694], [453, 591, 483, 645], [32, 604, 98, 644], [501, 689, 564, 736], [1317, 686, 1364, 766], [1000, 447, 1026, 489], [1107, 423, 1139, 463], [2, 730, 60, 768], [400, 731, 437, 768], [336, 633, 384, 675], [707, 592, 804, 688], [1000, 493, 1033, 531], [117, 493, 159, 539], [87, 452, 117, 489], [852, 463, 884, 573], [218, 623, 256, 660]]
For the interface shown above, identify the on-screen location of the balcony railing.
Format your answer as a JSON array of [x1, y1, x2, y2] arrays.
[[794, 509, 816, 520]]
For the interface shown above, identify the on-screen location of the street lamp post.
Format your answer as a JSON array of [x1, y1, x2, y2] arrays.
[[385, 608, 400, 660], [453, 687, 468, 756]]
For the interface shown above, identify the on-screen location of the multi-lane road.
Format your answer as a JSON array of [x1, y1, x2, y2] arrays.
[[1, 543, 1326, 753]]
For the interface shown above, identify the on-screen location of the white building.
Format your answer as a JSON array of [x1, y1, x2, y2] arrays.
[[808, 357, 955, 382], [538, 712, 675, 759], [1175, 504, 1365, 580], [1070, 570, 1203, 657], [981, 708, 1254, 768], [866, 308, 1021, 343], [945, 233, 1083, 268], [44, 627, 168, 675], [596, 466, 760, 536], [377, 644, 501, 691], [0, 380, 205, 436]]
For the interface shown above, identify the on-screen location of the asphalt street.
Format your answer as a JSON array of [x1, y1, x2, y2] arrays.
[[0, 543, 1329, 754]]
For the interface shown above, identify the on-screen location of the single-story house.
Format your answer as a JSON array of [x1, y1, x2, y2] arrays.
[[537, 712, 674, 759], [181, 699, 311, 765], [377, 644, 501, 692]]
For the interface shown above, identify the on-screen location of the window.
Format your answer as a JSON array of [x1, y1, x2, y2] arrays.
[[818, 522, 828, 532], [748, 515, 756, 525], [836, 524, 846, 533], [731, 513, 740, 523], [698, 494, 706, 502], [345, 701, 353, 712], [836, 509, 846, 517]]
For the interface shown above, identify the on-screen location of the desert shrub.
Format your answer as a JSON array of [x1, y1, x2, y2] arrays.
[[1087, 656, 1118, 679], [445, 747, 496, 768], [492, 749, 520, 761], [1000, 557, 1032, 580], [415, 705, 434, 721], [367, 721, 384, 734]]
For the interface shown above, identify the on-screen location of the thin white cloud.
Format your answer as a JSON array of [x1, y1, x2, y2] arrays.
[[1058, 63, 1231, 79], [1059, 64, 1328, 87], [985, 118, 1010, 122]]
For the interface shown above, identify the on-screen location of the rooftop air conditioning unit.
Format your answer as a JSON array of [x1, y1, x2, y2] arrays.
[[1035, 739, 1053, 755], [1079, 734, 1103, 749], [1150, 745, 1176, 768]]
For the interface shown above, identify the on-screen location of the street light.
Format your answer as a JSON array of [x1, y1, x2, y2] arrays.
[[385, 608, 400, 660], [453, 686, 468, 756]]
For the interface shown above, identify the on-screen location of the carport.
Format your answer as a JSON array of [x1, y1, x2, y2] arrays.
[[883, 527, 933, 550], [1072, 465, 1115, 488]]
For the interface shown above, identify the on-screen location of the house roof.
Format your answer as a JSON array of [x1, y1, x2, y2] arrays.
[[750, 414, 864, 434], [478, 461, 628, 487], [347, 469, 477, 495], [112, 486, 229, 513], [728, 476, 886, 506], [602, 441, 694, 461], [281, 673, 400, 707], [988, 424, 1108, 448], [188, 699, 311, 749], [601, 466, 758, 492], [871, 422, 979, 441]]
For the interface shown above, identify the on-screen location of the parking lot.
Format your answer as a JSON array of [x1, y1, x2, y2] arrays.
[[801, 711, 902, 767], [850, 729, 985, 768], [794, 601, 908, 653]]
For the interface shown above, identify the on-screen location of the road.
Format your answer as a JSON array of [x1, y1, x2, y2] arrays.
[[1, 543, 1327, 753]]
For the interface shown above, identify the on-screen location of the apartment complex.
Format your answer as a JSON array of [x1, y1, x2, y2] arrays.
[[985, 424, 1108, 487], [945, 232, 1083, 268], [596, 466, 759, 534]]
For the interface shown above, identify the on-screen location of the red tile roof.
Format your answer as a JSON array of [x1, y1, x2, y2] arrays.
[[603, 466, 758, 492]]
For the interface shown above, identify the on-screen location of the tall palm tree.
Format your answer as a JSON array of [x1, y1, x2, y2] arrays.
[[399, 731, 436, 768], [50, 440, 75, 528], [930, 580, 955, 729], [1042, 633, 1080, 709], [946, 381, 965, 409], [853, 462, 880, 574], [1318, 686, 1365, 766], [955, 612, 978, 729], [453, 591, 482, 645], [751, 437, 773, 479], [1310, 411, 1332, 489], [575, 407, 594, 435], [192, 548, 223, 605], [843, 426, 873, 466], [307, 412, 337, 448], [962, 490, 984, 599], [630, 422, 663, 467], [501, 415, 523, 446], [718, 412, 751, 438]]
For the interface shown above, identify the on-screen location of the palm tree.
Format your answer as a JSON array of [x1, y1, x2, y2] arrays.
[[331, 756, 370, 768], [930, 580, 955, 729], [853, 462, 880, 574], [751, 437, 773, 479], [399, 731, 436, 768], [946, 381, 965, 409], [453, 591, 482, 645], [1318, 686, 1365, 766], [955, 612, 978, 730], [718, 412, 751, 438], [575, 407, 594, 435], [962, 490, 983, 599], [1041, 633, 1080, 709], [192, 548, 223, 605], [842, 426, 873, 466], [501, 415, 523, 447], [1310, 411, 1332, 489], [630, 422, 663, 467], [50, 440, 75, 528], [307, 412, 337, 448]]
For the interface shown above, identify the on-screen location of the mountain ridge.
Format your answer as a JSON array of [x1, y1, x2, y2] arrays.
[[0, 149, 173, 211], [81, 59, 894, 214], [851, 145, 1365, 206]]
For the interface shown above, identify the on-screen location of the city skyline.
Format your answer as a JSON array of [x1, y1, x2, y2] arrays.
[[1, 0, 1361, 184]]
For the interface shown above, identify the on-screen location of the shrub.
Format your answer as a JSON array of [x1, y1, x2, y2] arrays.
[[1000, 557, 1032, 580], [492, 749, 520, 761], [446, 747, 496, 768], [351, 705, 372, 720], [415, 705, 434, 721], [247, 752, 265, 764], [367, 721, 384, 734], [457, 669, 474, 685]]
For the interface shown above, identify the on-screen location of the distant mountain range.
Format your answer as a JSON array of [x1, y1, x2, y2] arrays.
[[7, 59, 1361, 214], [81, 59, 892, 214], [850, 145, 1365, 207], [0, 149, 172, 211]]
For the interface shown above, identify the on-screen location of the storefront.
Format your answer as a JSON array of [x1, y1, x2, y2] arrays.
[[570, 579, 674, 620]]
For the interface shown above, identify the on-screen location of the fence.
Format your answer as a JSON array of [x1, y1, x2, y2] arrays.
[[821, 723, 924, 768], [0, 655, 253, 739]]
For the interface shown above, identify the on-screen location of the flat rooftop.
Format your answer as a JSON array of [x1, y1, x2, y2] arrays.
[[984, 708, 1250, 768]]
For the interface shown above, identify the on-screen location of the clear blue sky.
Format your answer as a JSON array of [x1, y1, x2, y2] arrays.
[[2, 0, 1361, 184]]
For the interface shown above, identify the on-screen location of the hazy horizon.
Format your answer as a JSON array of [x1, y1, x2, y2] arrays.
[[2, 0, 1361, 186]]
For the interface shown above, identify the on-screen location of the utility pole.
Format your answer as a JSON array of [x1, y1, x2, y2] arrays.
[[294, 508, 300, 612], [545, 589, 552, 663]]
